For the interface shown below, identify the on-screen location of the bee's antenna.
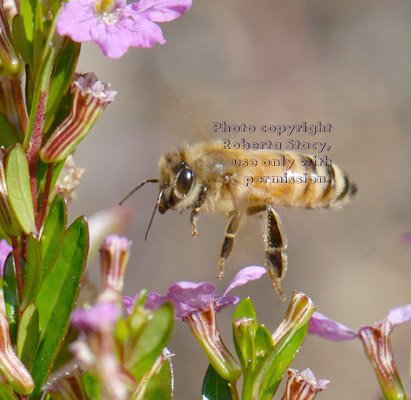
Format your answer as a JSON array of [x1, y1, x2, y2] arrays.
[[119, 179, 159, 205], [145, 190, 163, 241]]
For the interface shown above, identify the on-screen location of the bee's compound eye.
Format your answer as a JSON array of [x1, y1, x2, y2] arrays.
[[176, 167, 194, 195]]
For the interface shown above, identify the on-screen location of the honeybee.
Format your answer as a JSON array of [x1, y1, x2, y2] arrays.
[[121, 140, 357, 300]]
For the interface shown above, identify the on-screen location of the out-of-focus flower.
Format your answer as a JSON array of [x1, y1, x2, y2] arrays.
[[71, 293, 131, 400], [281, 369, 329, 400], [402, 232, 411, 247], [40, 73, 116, 163], [0, 314, 34, 394], [43, 368, 90, 400], [100, 235, 131, 294], [0, 239, 12, 277], [88, 206, 133, 262], [57, 0, 192, 58], [124, 266, 266, 382], [308, 306, 411, 400], [50, 156, 85, 203]]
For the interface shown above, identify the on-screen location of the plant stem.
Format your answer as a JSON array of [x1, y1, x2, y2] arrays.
[[26, 91, 46, 213], [229, 382, 239, 400], [10, 236, 23, 301], [36, 163, 54, 231]]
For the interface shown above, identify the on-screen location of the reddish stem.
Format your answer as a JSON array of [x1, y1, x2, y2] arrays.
[[10, 236, 23, 301], [26, 92, 46, 214], [36, 163, 54, 231], [21, 234, 28, 262], [11, 76, 28, 135]]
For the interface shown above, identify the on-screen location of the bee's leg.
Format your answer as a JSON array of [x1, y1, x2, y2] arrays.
[[264, 205, 287, 301], [190, 185, 208, 237], [218, 211, 243, 279]]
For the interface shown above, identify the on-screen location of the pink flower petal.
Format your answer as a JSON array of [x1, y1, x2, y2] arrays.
[[222, 266, 266, 297], [308, 311, 358, 341], [0, 239, 12, 277], [128, 0, 192, 22], [387, 304, 411, 327]]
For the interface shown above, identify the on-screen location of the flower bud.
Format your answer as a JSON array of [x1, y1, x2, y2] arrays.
[[0, 314, 34, 394], [281, 369, 329, 400], [272, 291, 316, 346], [100, 235, 131, 294], [40, 73, 117, 163], [359, 319, 405, 400]]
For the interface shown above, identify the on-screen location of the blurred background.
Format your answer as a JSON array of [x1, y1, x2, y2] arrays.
[[72, 1, 411, 398]]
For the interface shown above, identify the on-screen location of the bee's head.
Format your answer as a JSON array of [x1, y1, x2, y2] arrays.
[[158, 149, 196, 214]]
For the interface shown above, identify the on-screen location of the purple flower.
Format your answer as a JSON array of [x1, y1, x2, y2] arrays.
[[57, 0, 192, 58], [71, 301, 121, 332], [308, 306, 411, 399], [123, 266, 266, 382], [0, 239, 11, 277], [123, 266, 266, 318]]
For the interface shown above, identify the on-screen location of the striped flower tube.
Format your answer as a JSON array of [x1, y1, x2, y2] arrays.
[[0, 148, 21, 236], [100, 235, 131, 294], [359, 320, 406, 400], [40, 73, 117, 163], [0, 314, 34, 395]]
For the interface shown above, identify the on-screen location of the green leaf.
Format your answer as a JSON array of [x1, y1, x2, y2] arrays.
[[0, 381, 19, 399], [31, 216, 89, 396], [3, 253, 20, 344], [0, 114, 19, 147], [44, 39, 80, 132], [255, 322, 310, 400], [233, 298, 257, 374], [40, 193, 67, 274], [255, 325, 274, 360], [19, 0, 36, 68], [128, 303, 174, 381], [202, 364, 232, 400], [82, 372, 101, 400], [144, 358, 173, 400], [22, 235, 43, 307], [50, 326, 77, 373], [6, 145, 36, 235], [12, 15, 31, 67], [17, 303, 39, 371]]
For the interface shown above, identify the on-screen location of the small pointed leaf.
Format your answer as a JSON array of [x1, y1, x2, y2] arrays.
[[6, 145, 36, 234], [143, 358, 173, 400], [128, 302, 174, 381], [17, 303, 39, 371], [40, 193, 67, 274], [31, 217, 89, 395], [202, 364, 232, 400], [22, 235, 43, 307]]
